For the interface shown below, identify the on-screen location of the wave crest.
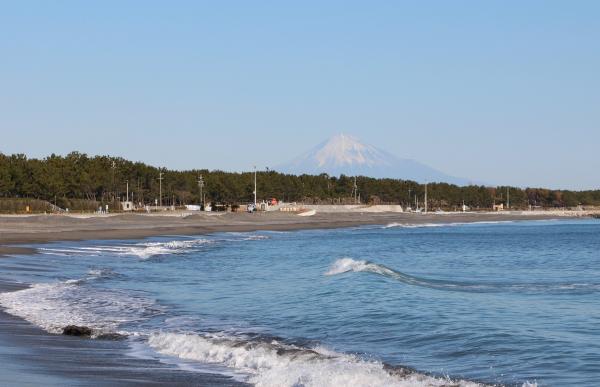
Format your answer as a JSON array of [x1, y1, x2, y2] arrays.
[[147, 332, 481, 387], [383, 221, 513, 229], [325, 258, 600, 294], [38, 234, 270, 260]]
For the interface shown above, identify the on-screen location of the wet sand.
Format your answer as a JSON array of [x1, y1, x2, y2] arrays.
[[0, 211, 574, 256]]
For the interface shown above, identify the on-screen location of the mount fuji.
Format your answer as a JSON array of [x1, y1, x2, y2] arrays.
[[276, 134, 471, 185]]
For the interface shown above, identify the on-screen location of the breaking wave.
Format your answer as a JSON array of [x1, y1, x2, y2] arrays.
[[147, 332, 482, 387], [0, 276, 162, 336], [38, 234, 270, 260], [37, 239, 214, 259], [224, 234, 270, 241], [326, 258, 600, 294], [383, 221, 513, 229]]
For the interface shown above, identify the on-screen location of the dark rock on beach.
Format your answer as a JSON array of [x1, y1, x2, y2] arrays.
[[97, 332, 127, 341], [62, 325, 92, 337]]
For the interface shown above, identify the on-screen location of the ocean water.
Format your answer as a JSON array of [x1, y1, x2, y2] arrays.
[[1, 219, 599, 386]]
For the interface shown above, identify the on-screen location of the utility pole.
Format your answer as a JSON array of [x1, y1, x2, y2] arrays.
[[158, 171, 164, 207], [353, 176, 358, 204], [408, 188, 412, 209], [197, 174, 204, 207], [126, 180, 129, 203], [424, 183, 428, 213], [253, 166, 257, 206], [111, 160, 116, 201], [507, 187, 510, 209]]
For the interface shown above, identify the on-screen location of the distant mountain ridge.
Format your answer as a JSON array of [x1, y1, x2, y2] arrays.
[[276, 134, 471, 185]]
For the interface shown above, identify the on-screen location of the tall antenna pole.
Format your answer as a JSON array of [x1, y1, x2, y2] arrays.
[[197, 174, 204, 207], [111, 160, 116, 201], [253, 166, 257, 206], [158, 170, 164, 207], [424, 183, 428, 213]]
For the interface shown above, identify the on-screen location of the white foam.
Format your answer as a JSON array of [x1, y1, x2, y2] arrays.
[[147, 332, 482, 387], [239, 235, 270, 241], [384, 222, 445, 229], [219, 232, 271, 242], [325, 258, 400, 281], [325, 257, 370, 275], [0, 280, 160, 336], [39, 238, 214, 259], [383, 221, 513, 229], [129, 240, 205, 259], [38, 234, 270, 260], [86, 268, 116, 279]]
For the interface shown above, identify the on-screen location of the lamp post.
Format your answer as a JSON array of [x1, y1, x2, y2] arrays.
[[197, 174, 204, 208], [158, 170, 164, 207], [253, 166, 257, 207], [424, 183, 428, 213]]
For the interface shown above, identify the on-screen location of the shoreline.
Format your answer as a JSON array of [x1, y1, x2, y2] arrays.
[[0, 278, 481, 387], [0, 280, 248, 387], [0, 211, 589, 257]]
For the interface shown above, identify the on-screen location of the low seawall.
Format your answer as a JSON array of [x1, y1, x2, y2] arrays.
[[300, 205, 404, 213]]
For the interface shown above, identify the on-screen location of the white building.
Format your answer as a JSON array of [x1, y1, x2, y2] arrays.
[[121, 201, 134, 211]]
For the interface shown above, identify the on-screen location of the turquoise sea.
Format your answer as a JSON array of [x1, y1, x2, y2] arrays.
[[1, 219, 599, 386]]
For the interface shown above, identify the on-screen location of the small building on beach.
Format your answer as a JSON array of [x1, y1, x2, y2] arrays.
[[121, 201, 134, 211]]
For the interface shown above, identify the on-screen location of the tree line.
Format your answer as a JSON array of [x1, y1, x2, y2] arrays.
[[1, 152, 599, 211]]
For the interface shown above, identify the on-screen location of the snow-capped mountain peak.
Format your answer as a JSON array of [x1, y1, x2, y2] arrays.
[[313, 134, 390, 168], [276, 133, 470, 185]]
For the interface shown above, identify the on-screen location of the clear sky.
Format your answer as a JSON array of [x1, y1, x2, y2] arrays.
[[1, 1, 598, 190]]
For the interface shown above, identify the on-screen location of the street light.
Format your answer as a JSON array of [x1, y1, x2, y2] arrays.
[[197, 174, 204, 207], [253, 166, 257, 206]]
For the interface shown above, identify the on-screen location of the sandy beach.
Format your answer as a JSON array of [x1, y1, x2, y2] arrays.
[[0, 210, 592, 257]]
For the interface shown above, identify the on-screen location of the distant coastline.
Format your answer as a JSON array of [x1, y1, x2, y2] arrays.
[[2, 152, 600, 216]]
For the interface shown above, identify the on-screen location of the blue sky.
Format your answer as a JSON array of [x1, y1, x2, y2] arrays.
[[1, 1, 598, 189]]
